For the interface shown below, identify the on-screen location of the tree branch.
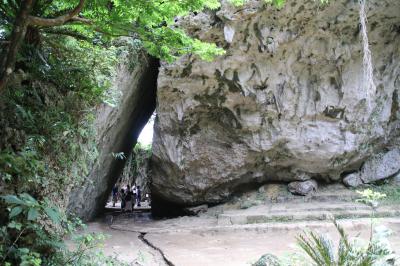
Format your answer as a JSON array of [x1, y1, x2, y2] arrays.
[[0, 0, 36, 92], [70, 16, 92, 25], [28, 0, 85, 27], [42, 28, 91, 41], [69, 17, 131, 38]]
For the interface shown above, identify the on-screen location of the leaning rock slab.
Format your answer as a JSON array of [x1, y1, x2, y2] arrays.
[[288, 180, 318, 196], [67, 53, 159, 221], [360, 149, 400, 184]]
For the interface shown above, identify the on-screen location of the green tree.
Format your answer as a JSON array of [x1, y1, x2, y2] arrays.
[[0, 0, 226, 92]]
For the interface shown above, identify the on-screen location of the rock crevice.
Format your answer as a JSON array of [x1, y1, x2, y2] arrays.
[[68, 54, 159, 221]]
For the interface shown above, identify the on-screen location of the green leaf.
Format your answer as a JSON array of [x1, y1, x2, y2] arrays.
[[17, 248, 30, 255], [8, 221, 22, 230], [1, 195, 24, 205], [9, 206, 23, 218], [27, 208, 39, 221], [44, 207, 60, 224], [20, 193, 38, 205]]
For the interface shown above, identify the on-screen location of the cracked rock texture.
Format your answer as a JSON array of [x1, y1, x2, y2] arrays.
[[151, 0, 400, 207]]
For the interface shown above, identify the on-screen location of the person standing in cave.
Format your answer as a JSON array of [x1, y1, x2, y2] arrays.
[[112, 184, 119, 207], [125, 188, 134, 212], [132, 183, 137, 208], [120, 188, 126, 212], [136, 185, 142, 207]]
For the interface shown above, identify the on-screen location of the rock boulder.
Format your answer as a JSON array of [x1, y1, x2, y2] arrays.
[[360, 149, 400, 184], [288, 180, 318, 196], [151, 0, 400, 208], [343, 173, 363, 188]]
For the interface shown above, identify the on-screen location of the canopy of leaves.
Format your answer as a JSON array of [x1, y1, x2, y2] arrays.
[[1, 0, 316, 63], [0, 0, 229, 62]]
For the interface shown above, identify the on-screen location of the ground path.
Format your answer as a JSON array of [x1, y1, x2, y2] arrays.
[[87, 183, 400, 265], [87, 213, 400, 265]]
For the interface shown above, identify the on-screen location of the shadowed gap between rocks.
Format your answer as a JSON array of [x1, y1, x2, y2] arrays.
[[96, 58, 160, 219], [68, 56, 160, 221]]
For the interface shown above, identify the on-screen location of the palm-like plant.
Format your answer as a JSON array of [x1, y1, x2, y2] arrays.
[[297, 220, 394, 266]]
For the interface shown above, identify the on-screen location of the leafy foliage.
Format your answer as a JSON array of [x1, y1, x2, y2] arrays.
[[254, 189, 397, 266], [0, 193, 65, 265], [356, 189, 387, 208], [369, 181, 400, 205], [120, 141, 152, 190], [296, 220, 396, 266], [0, 21, 132, 266], [0, 193, 128, 265], [253, 220, 397, 266], [0, 0, 228, 62]]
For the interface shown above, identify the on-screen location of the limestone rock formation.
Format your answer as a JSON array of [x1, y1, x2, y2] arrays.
[[360, 149, 400, 183], [288, 180, 318, 196], [343, 149, 400, 187], [342, 173, 363, 188], [151, 0, 400, 208], [67, 53, 159, 220]]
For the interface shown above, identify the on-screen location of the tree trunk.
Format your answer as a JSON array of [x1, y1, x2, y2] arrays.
[[0, 0, 35, 93]]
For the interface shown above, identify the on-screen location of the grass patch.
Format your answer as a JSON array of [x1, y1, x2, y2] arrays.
[[369, 179, 400, 205]]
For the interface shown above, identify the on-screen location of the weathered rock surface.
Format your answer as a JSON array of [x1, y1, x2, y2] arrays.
[[184, 204, 208, 216], [343, 149, 400, 187], [288, 180, 318, 196], [151, 0, 400, 208], [394, 173, 400, 184], [360, 149, 400, 183], [342, 173, 363, 188], [67, 53, 159, 221]]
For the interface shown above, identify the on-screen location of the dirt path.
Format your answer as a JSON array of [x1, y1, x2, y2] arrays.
[[84, 221, 167, 265], [88, 214, 400, 266], [144, 219, 400, 266]]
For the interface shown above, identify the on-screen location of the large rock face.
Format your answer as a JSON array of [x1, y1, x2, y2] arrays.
[[151, 0, 400, 207], [68, 53, 159, 221]]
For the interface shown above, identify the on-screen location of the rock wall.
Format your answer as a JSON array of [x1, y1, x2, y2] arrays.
[[151, 0, 400, 208], [68, 54, 159, 221]]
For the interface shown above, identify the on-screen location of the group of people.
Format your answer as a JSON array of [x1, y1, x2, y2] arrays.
[[111, 183, 142, 212]]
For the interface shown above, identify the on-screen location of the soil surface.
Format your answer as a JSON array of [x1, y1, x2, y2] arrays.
[[84, 219, 166, 265], [87, 213, 400, 266]]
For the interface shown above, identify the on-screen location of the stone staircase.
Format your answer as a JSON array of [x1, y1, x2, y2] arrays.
[[216, 183, 400, 226], [217, 202, 400, 225]]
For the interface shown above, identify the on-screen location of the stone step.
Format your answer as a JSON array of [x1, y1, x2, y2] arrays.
[[111, 215, 400, 235], [234, 203, 372, 214], [272, 193, 358, 204], [217, 207, 400, 226]]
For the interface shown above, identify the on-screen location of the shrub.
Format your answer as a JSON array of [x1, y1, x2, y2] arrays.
[[0, 193, 126, 265]]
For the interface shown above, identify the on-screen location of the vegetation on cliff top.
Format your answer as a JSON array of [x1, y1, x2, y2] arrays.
[[0, 0, 228, 92]]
